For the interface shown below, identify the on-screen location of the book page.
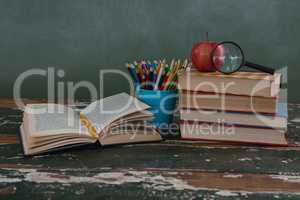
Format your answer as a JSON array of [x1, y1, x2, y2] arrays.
[[81, 93, 150, 134], [24, 104, 88, 137]]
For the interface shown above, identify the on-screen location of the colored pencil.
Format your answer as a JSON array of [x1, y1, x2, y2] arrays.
[[126, 63, 139, 84], [154, 61, 165, 90], [126, 59, 191, 91]]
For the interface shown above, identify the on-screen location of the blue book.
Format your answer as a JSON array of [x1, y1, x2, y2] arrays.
[[277, 102, 288, 118]]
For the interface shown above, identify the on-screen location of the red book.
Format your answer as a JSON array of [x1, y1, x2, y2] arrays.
[[178, 70, 281, 98], [180, 121, 288, 146]]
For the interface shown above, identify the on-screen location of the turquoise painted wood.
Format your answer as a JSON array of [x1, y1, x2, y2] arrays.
[[0, 102, 300, 199]]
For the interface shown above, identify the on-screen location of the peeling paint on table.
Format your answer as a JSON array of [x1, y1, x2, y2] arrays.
[[0, 100, 300, 199]]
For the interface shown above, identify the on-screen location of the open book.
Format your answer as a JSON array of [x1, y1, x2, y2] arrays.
[[20, 93, 162, 155]]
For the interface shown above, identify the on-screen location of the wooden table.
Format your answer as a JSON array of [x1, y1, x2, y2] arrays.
[[0, 100, 300, 199]]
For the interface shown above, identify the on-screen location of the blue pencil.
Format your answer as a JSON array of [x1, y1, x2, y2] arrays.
[[149, 66, 155, 89], [126, 63, 139, 85]]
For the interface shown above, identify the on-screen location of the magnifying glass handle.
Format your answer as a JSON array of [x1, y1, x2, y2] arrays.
[[245, 61, 275, 74]]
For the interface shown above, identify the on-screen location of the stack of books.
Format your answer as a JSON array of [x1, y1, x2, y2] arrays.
[[178, 70, 288, 146]]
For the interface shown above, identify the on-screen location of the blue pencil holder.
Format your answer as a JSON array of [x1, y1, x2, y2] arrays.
[[135, 87, 178, 128]]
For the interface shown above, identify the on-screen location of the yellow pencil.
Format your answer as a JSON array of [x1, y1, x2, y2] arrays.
[[154, 61, 165, 90], [169, 59, 175, 72], [162, 60, 180, 90]]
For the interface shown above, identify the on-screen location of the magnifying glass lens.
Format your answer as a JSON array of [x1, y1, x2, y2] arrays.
[[212, 42, 244, 74]]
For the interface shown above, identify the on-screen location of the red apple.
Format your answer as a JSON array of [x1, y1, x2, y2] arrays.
[[191, 41, 222, 72]]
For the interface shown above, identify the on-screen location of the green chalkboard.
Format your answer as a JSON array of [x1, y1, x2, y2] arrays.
[[0, 0, 299, 102]]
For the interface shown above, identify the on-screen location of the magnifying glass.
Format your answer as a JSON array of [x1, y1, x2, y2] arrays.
[[210, 41, 275, 74]]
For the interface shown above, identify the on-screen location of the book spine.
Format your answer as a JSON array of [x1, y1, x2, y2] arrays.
[[179, 107, 278, 116], [179, 92, 278, 114], [179, 120, 286, 130], [180, 89, 278, 99], [180, 137, 289, 147], [178, 73, 279, 98]]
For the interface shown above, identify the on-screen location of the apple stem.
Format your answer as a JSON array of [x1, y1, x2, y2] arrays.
[[205, 32, 209, 41]]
